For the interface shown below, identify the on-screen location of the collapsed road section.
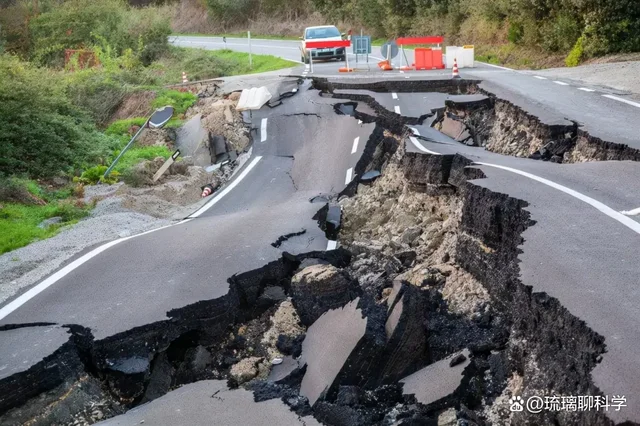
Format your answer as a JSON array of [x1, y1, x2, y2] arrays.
[[1, 77, 639, 426]]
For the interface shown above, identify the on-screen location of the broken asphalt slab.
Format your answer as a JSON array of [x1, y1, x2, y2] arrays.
[[95, 380, 321, 426], [399, 349, 471, 406]]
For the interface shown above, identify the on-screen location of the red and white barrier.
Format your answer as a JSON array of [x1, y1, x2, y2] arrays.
[[304, 40, 352, 73], [396, 36, 445, 70]]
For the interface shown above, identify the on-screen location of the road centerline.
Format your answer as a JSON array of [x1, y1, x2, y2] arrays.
[[394, 105, 401, 114], [345, 168, 353, 185], [553, 81, 569, 86], [351, 137, 359, 154], [392, 92, 398, 99], [260, 118, 268, 142]]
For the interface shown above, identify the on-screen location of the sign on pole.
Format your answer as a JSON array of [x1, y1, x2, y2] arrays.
[[153, 149, 181, 182]]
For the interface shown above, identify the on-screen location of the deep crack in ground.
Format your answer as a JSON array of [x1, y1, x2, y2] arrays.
[[0, 77, 630, 426]]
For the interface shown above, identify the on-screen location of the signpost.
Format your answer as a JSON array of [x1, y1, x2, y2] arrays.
[[351, 32, 372, 69], [103, 106, 174, 180], [152, 149, 181, 182]]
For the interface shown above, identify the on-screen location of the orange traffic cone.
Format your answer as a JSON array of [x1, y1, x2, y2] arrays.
[[201, 184, 214, 197], [182, 71, 189, 83], [378, 60, 393, 71], [452, 58, 461, 79]]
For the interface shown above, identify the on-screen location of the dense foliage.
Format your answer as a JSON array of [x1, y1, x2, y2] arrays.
[[0, 54, 120, 178], [1, 0, 171, 66], [199, 0, 640, 62]]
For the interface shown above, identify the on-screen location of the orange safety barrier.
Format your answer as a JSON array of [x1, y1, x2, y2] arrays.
[[413, 48, 445, 70]]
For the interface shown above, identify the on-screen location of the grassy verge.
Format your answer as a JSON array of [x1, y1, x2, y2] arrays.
[[0, 179, 92, 254], [154, 46, 298, 83]]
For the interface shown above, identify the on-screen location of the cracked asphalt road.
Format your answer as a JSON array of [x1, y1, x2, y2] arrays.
[[3, 38, 640, 424]]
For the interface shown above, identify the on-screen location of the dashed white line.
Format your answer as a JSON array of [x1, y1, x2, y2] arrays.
[[394, 105, 401, 114], [578, 88, 595, 92], [621, 207, 640, 216], [409, 136, 441, 155], [392, 92, 398, 99], [326, 240, 338, 250], [351, 136, 359, 154], [260, 118, 267, 142], [475, 162, 640, 235], [534, 76, 547, 80], [553, 81, 569, 86], [345, 168, 353, 185], [602, 94, 640, 108]]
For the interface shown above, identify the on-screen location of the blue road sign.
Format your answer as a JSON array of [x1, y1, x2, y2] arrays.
[[352, 35, 372, 54]]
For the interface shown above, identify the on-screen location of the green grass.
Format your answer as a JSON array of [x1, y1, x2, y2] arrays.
[[212, 48, 298, 73], [112, 145, 172, 174], [0, 201, 91, 254]]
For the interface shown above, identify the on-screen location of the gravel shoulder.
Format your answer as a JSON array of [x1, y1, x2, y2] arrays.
[[530, 60, 640, 99]]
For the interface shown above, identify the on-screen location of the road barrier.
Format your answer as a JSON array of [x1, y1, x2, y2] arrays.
[[396, 36, 445, 70], [445, 45, 475, 68], [305, 40, 352, 73]]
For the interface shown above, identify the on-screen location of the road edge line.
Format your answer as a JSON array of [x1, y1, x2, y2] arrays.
[[190, 156, 263, 218]]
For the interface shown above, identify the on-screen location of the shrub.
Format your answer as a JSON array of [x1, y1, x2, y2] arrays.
[[75, 165, 120, 185], [565, 35, 584, 67], [0, 54, 118, 178], [508, 22, 524, 44], [152, 89, 197, 115], [28, 0, 171, 67]]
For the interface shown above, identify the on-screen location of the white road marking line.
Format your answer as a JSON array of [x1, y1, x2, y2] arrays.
[[326, 240, 338, 250], [260, 118, 267, 142], [0, 218, 197, 320], [190, 156, 263, 218], [392, 92, 398, 99], [351, 136, 359, 154], [602, 94, 640, 108], [345, 168, 353, 185], [394, 105, 401, 114], [578, 87, 595, 92], [553, 81, 569, 86], [475, 162, 640, 236], [399, 70, 405, 74], [409, 127, 420, 136], [409, 136, 441, 155], [534, 76, 547, 80], [621, 207, 640, 216], [477, 62, 513, 71]]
